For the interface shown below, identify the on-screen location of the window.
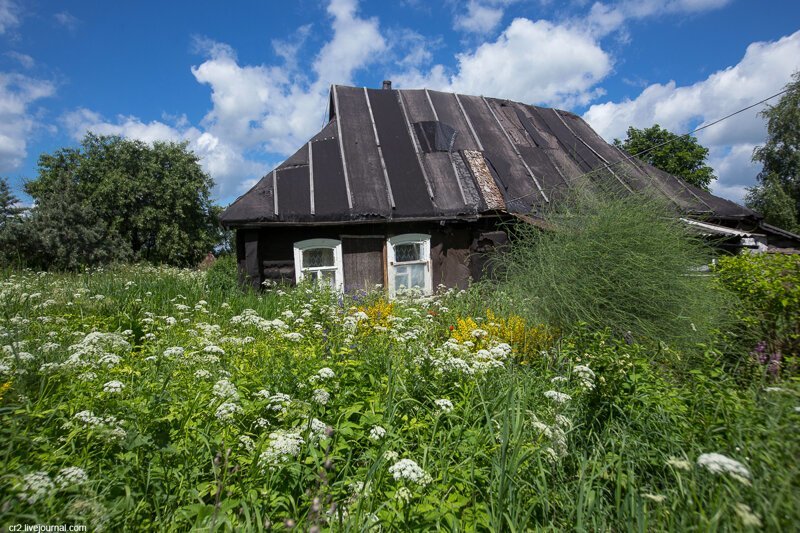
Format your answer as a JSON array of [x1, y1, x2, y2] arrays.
[[387, 234, 432, 296], [293, 239, 343, 290]]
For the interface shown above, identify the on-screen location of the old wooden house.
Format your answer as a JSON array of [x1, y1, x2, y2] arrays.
[[220, 82, 798, 292]]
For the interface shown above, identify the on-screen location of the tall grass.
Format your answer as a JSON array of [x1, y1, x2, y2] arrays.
[[497, 187, 732, 348], [1, 262, 797, 530]]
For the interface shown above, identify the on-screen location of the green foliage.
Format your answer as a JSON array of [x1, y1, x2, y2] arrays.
[[2, 173, 132, 270], [0, 177, 29, 267], [745, 175, 800, 233], [715, 253, 800, 374], [0, 177, 23, 224], [0, 267, 798, 530], [204, 254, 241, 294], [15, 133, 220, 269], [613, 124, 716, 190], [497, 188, 730, 347], [748, 71, 800, 229]]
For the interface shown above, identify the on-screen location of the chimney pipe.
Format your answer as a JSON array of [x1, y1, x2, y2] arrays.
[[382, 80, 392, 90]]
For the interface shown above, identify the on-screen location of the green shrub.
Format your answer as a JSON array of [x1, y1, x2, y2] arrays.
[[204, 254, 241, 294], [716, 253, 800, 375], [496, 187, 731, 348]]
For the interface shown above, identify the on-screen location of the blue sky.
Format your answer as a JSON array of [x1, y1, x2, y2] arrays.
[[1, 0, 799, 206]]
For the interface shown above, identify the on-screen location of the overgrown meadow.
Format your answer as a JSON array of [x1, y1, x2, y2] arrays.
[[0, 258, 798, 531]]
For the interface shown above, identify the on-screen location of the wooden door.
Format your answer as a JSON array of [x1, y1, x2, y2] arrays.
[[342, 237, 385, 292]]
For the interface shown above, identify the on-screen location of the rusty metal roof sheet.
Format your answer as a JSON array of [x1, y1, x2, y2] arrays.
[[220, 85, 759, 226]]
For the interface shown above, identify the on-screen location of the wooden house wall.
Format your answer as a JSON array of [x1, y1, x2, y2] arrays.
[[236, 219, 507, 290]]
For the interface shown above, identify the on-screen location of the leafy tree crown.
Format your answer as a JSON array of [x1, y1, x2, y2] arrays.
[[613, 124, 716, 191]]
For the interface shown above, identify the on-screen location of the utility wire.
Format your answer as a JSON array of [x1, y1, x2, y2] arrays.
[[507, 86, 791, 204]]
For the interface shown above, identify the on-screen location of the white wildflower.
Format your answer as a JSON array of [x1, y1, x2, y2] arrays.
[[471, 328, 488, 339], [312, 389, 330, 405], [212, 379, 239, 401], [532, 421, 553, 438], [734, 503, 762, 527], [555, 415, 572, 428], [40, 342, 60, 353], [388, 459, 432, 486], [666, 457, 692, 471], [194, 369, 212, 379], [204, 345, 225, 355], [434, 398, 454, 413], [18, 471, 54, 504], [238, 435, 256, 453], [544, 447, 559, 463], [573, 364, 596, 390], [384, 450, 399, 462], [54, 467, 88, 489], [550, 376, 568, 384], [259, 430, 304, 467], [316, 367, 336, 380], [283, 332, 304, 342], [697, 453, 750, 481], [544, 390, 572, 404], [163, 346, 184, 357], [267, 392, 292, 413], [215, 402, 242, 422], [102, 380, 125, 393], [309, 418, 328, 438], [369, 426, 387, 441], [395, 486, 413, 503]]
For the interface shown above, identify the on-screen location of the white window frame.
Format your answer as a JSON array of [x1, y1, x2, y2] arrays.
[[293, 238, 344, 291], [387, 233, 432, 296]]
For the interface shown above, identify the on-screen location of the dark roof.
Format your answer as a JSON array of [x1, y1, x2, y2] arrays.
[[220, 84, 758, 226]]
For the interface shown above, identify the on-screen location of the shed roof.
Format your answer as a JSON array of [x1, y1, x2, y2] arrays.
[[220, 84, 758, 227]]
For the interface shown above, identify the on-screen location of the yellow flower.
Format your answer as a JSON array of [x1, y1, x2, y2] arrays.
[[0, 381, 11, 401], [358, 298, 395, 329]]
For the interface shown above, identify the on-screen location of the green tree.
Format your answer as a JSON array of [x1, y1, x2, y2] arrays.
[[0, 177, 23, 224], [745, 175, 799, 232], [747, 71, 800, 230], [614, 124, 716, 190], [22, 133, 220, 268], [15, 173, 131, 270]]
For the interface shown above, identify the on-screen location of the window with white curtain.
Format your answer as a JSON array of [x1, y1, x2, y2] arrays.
[[387, 233, 432, 295], [293, 238, 343, 290]]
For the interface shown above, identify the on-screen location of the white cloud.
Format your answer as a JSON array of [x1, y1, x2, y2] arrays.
[[61, 107, 267, 198], [53, 11, 80, 31], [395, 18, 612, 107], [583, 31, 800, 203], [5, 51, 34, 68], [454, 1, 504, 34], [451, 19, 611, 105], [272, 24, 312, 72], [62, 108, 191, 144], [0, 72, 56, 172], [314, 0, 386, 85], [585, 0, 731, 38], [707, 144, 759, 202], [0, 0, 19, 35]]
